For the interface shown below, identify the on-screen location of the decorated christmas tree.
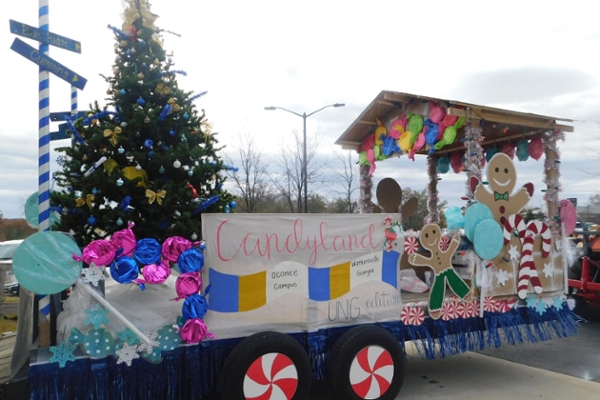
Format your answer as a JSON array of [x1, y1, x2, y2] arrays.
[[52, 0, 234, 247]]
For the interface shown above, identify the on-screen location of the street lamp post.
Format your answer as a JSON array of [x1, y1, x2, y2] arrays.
[[265, 103, 345, 213]]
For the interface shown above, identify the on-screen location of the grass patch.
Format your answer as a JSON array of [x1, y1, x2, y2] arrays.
[[3, 295, 19, 303], [0, 315, 17, 334]]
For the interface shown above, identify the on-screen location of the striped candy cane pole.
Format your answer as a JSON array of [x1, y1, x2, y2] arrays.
[[517, 221, 551, 299], [503, 214, 527, 246], [71, 86, 77, 119], [38, 0, 51, 330]]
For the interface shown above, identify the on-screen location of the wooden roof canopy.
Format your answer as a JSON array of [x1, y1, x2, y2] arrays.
[[335, 91, 574, 156]]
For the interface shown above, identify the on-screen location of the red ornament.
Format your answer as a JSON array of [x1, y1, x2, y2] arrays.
[[188, 183, 197, 198]]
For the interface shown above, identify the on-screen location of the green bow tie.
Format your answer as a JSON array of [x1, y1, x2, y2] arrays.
[[494, 191, 509, 201]]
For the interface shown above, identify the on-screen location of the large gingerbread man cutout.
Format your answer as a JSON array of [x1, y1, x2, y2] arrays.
[[470, 153, 534, 226], [409, 223, 472, 319]]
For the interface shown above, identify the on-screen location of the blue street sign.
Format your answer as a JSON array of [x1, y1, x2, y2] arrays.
[[10, 20, 81, 53], [10, 38, 87, 90], [50, 123, 69, 141], [50, 111, 88, 122]]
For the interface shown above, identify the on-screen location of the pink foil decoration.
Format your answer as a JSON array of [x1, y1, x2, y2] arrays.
[[109, 222, 137, 256], [451, 152, 463, 174], [529, 137, 544, 160], [142, 259, 171, 284], [429, 102, 445, 123], [162, 236, 192, 262], [81, 239, 116, 266], [501, 142, 516, 159], [174, 272, 202, 300], [179, 318, 214, 343]]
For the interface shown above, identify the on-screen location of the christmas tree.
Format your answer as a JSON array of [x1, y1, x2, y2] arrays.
[[52, 0, 234, 247]]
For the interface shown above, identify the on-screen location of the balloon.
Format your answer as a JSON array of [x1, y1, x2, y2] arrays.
[[110, 256, 139, 284], [425, 121, 440, 145], [81, 239, 116, 267], [450, 152, 463, 174], [175, 272, 202, 300], [559, 199, 578, 235], [162, 236, 193, 262], [359, 134, 375, 152], [408, 132, 426, 160], [134, 238, 162, 265], [374, 144, 386, 161], [445, 206, 465, 230], [389, 118, 406, 139], [429, 102, 445, 123], [501, 142, 515, 159], [486, 147, 499, 162], [182, 293, 208, 320], [399, 131, 412, 152], [374, 119, 387, 146], [179, 318, 213, 343], [382, 135, 400, 156], [110, 222, 137, 256], [437, 155, 450, 174], [13, 232, 82, 295], [529, 137, 544, 160], [142, 259, 171, 284], [464, 203, 494, 242], [473, 219, 504, 260], [177, 247, 204, 274], [25, 192, 60, 228], [408, 114, 424, 136], [359, 151, 369, 166], [516, 140, 529, 161]]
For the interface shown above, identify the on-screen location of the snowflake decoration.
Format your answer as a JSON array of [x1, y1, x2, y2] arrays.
[[543, 262, 554, 278], [138, 331, 159, 355], [526, 294, 538, 309], [495, 269, 510, 286], [535, 298, 547, 315], [118, 328, 140, 346], [83, 267, 105, 287], [115, 342, 140, 367], [508, 245, 520, 261], [553, 296, 565, 310], [49, 340, 77, 368], [85, 306, 110, 329]]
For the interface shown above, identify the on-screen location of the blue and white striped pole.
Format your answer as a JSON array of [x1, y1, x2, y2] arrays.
[[38, 0, 51, 328], [71, 86, 77, 119]]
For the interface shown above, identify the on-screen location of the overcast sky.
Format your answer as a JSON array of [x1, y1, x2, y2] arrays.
[[1, 0, 599, 220]]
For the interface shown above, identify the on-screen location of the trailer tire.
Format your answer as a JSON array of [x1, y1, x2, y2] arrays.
[[220, 331, 312, 400], [326, 325, 405, 400]]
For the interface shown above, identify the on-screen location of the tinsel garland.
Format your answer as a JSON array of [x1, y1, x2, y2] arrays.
[[542, 130, 565, 233], [426, 157, 440, 224], [462, 126, 484, 202], [359, 164, 373, 213]]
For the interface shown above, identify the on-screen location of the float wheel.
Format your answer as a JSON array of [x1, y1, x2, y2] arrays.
[[326, 326, 405, 400], [220, 331, 312, 400]]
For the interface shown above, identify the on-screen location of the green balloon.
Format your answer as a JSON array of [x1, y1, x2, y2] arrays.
[[12, 232, 82, 295], [25, 192, 60, 228]]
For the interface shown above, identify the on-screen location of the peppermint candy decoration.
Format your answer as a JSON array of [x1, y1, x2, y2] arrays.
[[441, 300, 458, 321], [404, 237, 419, 254], [497, 299, 517, 313], [401, 304, 425, 326], [350, 346, 394, 399], [243, 353, 298, 400], [439, 236, 451, 251], [483, 297, 500, 313], [468, 299, 480, 317], [455, 301, 469, 318]]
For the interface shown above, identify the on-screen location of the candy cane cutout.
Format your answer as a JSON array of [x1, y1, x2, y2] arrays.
[[517, 221, 550, 299], [503, 214, 526, 245]]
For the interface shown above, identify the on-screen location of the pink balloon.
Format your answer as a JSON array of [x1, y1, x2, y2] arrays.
[[81, 240, 116, 267], [529, 137, 544, 160], [175, 272, 202, 300], [429, 103, 445, 123], [142, 259, 171, 284], [560, 199, 578, 236], [501, 142, 516, 159], [110, 222, 137, 256], [162, 236, 192, 262], [179, 318, 214, 343], [359, 134, 375, 152], [408, 132, 426, 161], [451, 152, 463, 174]]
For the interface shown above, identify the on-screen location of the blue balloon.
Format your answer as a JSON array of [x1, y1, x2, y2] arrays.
[[474, 219, 504, 260], [382, 135, 399, 157], [182, 294, 208, 320], [110, 256, 140, 284], [178, 248, 204, 273], [464, 203, 494, 242], [25, 192, 60, 228], [445, 206, 465, 230], [438, 155, 450, 174], [134, 238, 162, 265], [425, 121, 440, 145]]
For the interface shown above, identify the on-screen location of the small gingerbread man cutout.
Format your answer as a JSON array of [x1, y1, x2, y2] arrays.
[[470, 152, 533, 227], [409, 223, 472, 319]]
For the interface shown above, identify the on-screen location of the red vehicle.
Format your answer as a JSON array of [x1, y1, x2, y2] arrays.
[[568, 220, 600, 318]]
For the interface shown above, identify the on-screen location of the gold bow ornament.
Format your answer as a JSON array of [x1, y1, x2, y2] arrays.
[[75, 194, 95, 209], [146, 189, 166, 205], [104, 127, 122, 146], [156, 82, 171, 96], [167, 98, 181, 114]]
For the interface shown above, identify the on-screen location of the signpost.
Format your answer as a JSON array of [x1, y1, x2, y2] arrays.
[[9, 19, 81, 53], [10, 38, 87, 90]]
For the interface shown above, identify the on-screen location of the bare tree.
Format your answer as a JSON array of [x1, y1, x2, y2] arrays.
[[272, 129, 327, 212], [329, 149, 358, 213], [224, 134, 270, 213]]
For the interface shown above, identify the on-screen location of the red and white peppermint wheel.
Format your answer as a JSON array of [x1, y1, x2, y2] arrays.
[[455, 302, 469, 318], [468, 299, 480, 317], [497, 299, 517, 313], [483, 297, 499, 313], [439, 236, 451, 251], [404, 237, 419, 254], [441, 300, 458, 321], [350, 345, 394, 399], [243, 353, 298, 400]]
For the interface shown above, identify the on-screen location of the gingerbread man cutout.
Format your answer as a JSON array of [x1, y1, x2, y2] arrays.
[[409, 223, 472, 319], [470, 153, 533, 227]]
